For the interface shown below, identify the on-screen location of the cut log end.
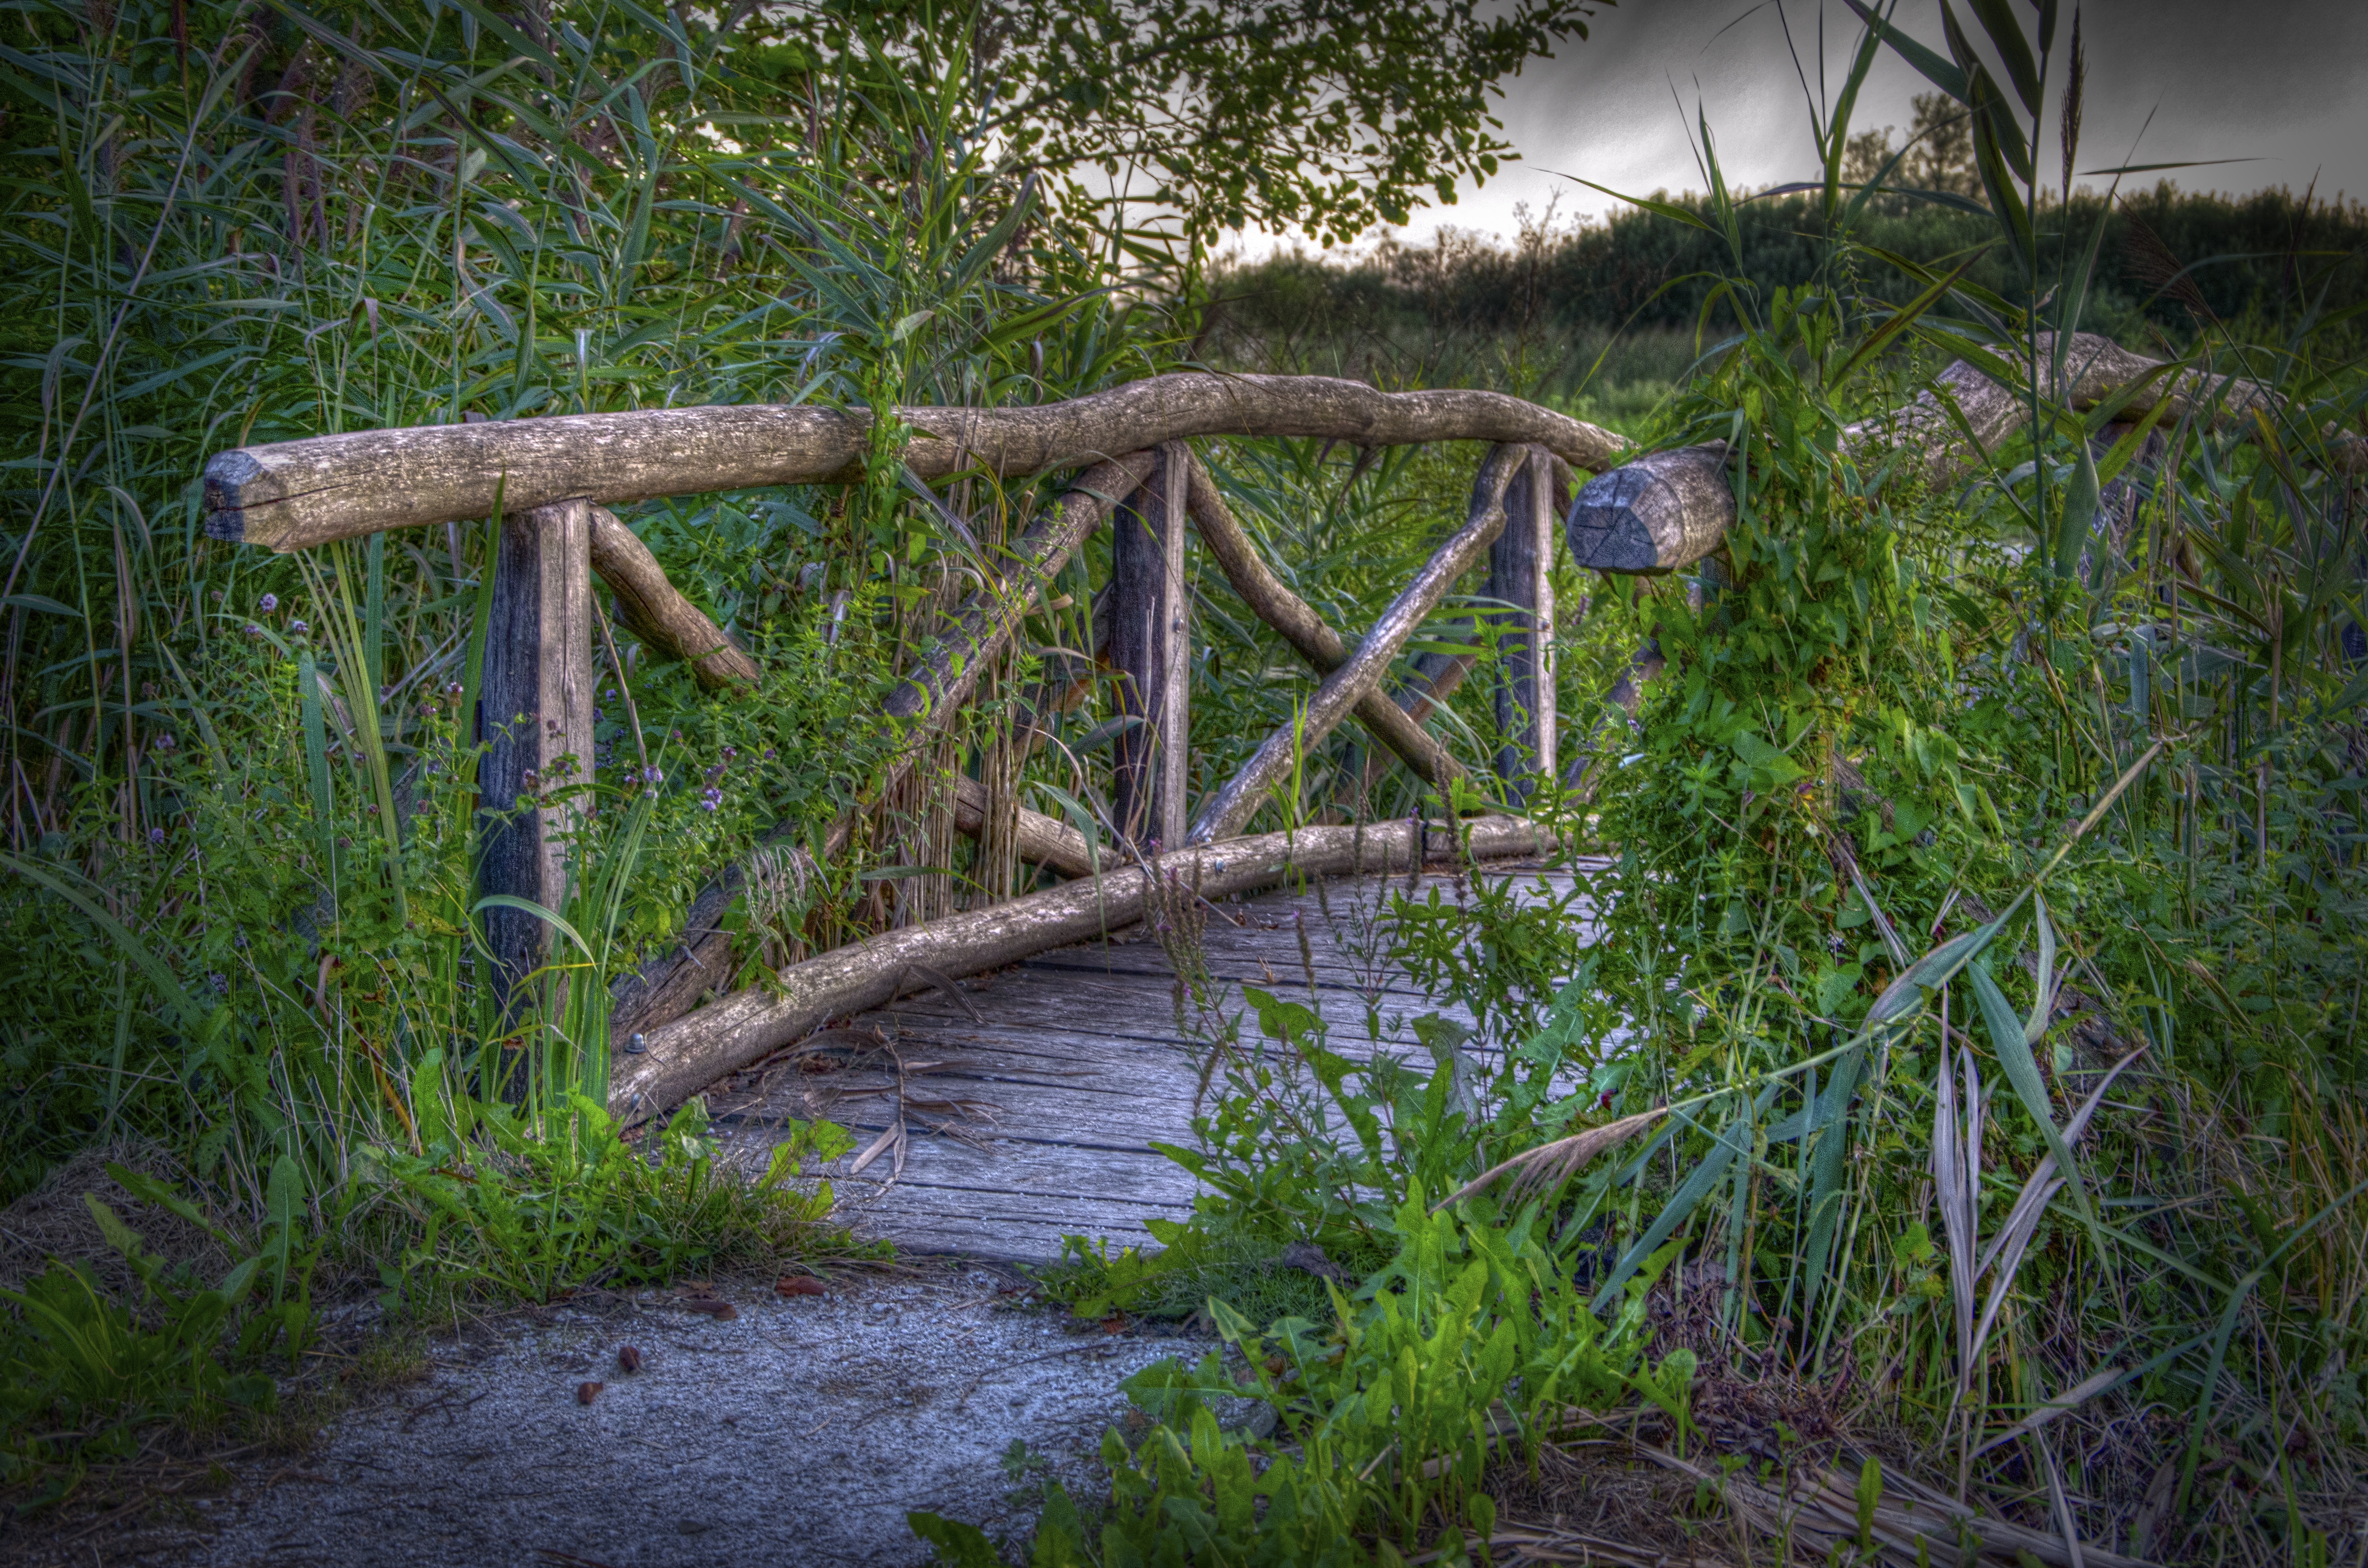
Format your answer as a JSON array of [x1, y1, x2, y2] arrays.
[[1566, 445, 1732, 576], [200, 449, 271, 544], [1566, 468, 1664, 574]]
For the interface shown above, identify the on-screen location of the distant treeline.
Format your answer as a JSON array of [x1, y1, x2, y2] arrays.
[[1206, 184, 2368, 387]]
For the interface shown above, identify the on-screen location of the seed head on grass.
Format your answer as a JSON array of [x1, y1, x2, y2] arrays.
[[1432, 1107, 1668, 1211]]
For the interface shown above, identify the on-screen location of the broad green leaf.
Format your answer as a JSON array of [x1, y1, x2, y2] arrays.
[[2026, 894, 2057, 1045], [1968, 959, 2092, 1221], [470, 894, 595, 959], [2052, 441, 2100, 579]]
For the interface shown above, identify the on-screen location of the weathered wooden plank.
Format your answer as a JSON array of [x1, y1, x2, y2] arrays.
[[203, 377, 1633, 551], [866, 987, 1495, 1066], [476, 498, 594, 1071], [1110, 445, 1191, 850], [850, 942, 1540, 1071], [716, 864, 1617, 1260], [843, 1160, 1196, 1226], [1487, 448, 1564, 796], [840, 1178, 1192, 1260]]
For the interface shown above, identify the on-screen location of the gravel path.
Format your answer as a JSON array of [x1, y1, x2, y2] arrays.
[[164, 1265, 1201, 1567]]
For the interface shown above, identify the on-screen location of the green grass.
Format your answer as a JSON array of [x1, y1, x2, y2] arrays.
[[1, 0, 2366, 1559]]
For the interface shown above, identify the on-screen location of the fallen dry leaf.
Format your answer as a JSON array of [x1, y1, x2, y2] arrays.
[[682, 1299, 738, 1321], [617, 1346, 642, 1373], [776, 1275, 826, 1298], [577, 1381, 603, 1405]]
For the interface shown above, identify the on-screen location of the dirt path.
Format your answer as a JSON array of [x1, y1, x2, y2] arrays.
[[39, 1265, 1207, 1567]]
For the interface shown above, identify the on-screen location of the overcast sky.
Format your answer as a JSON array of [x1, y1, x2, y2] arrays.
[[1227, 0, 2368, 259]]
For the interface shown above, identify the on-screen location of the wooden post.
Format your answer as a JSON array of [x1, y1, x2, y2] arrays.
[[1487, 447, 1563, 799], [477, 497, 596, 1090], [1110, 443, 1190, 851]]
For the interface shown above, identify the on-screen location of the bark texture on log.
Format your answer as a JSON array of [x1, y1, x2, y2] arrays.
[[607, 783, 1099, 1043], [204, 377, 1631, 551], [476, 500, 595, 1068], [1182, 453, 1464, 791], [1109, 446, 1190, 850], [607, 814, 1553, 1122], [1186, 445, 1525, 844], [950, 775, 1098, 879], [587, 506, 760, 690], [1488, 449, 1564, 796]]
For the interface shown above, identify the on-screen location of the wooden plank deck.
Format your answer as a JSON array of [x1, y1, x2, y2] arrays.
[[707, 860, 1604, 1262]]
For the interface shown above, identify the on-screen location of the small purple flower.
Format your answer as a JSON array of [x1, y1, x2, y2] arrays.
[[210, 972, 229, 994], [721, 746, 738, 760], [258, 593, 279, 613], [698, 787, 721, 812], [643, 765, 664, 784], [245, 623, 263, 637], [444, 681, 464, 698], [290, 620, 309, 635], [604, 688, 618, 701], [148, 827, 165, 845], [156, 733, 177, 751], [762, 748, 776, 761]]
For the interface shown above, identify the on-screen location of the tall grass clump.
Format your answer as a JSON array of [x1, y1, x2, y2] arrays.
[[1029, 6, 2368, 1564]]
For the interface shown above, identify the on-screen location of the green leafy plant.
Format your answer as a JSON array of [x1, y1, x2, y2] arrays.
[[931, 1197, 1672, 1566], [0, 1183, 295, 1500]]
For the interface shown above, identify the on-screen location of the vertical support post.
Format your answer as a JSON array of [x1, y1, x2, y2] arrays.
[[478, 497, 596, 1093], [1110, 442, 1190, 852], [1487, 447, 1563, 799]]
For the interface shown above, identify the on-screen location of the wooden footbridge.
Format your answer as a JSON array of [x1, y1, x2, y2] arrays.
[[710, 858, 1597, 1260], [198, 337, 2318, 1257]]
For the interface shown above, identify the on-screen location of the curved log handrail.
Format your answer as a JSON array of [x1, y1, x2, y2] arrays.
[[608, 815, 1554, 1122], [204, 375, 1631, 551], [1566, 331, 2368, 576]]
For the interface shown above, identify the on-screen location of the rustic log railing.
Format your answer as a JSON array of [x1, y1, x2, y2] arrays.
[[198, 336, 2351, 1124], [207, 380, 1624, 1121]]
